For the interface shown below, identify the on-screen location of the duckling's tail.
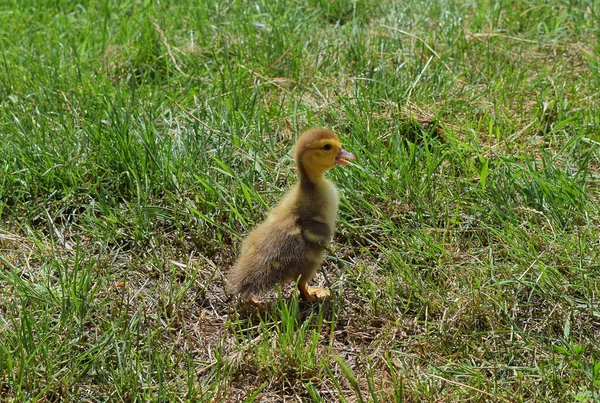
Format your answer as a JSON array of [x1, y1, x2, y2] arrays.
[[226, 263, 280, 299]]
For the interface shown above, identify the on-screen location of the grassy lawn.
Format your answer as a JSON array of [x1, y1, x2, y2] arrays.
[[1, 0, 600, 401]]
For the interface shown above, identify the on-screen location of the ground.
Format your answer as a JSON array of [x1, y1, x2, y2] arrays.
[[1, 0, 599, 401]]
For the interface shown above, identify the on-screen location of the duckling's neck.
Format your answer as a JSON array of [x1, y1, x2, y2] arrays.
[[297, 161, 326, 189]]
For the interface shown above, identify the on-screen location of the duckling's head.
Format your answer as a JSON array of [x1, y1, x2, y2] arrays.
[[294, 129, 355, 182]]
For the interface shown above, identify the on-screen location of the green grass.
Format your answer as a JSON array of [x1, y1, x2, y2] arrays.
[[1, 0, 600, 401]]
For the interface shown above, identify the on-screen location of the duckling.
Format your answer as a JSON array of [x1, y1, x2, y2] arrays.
[[227, 128, 355, 302]]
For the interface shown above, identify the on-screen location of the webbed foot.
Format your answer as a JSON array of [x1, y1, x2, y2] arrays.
[[299, 280, 332, 302], [248, 296, 266, 310]]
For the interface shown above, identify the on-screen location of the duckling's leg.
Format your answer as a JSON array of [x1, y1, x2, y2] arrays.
[[298, 279, 331, 302]]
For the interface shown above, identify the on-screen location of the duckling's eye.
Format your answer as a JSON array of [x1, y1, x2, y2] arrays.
[[322, 144, 332, 151]]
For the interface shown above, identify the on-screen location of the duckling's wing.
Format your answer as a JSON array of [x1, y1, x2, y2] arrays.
[[299, 218, 332, 247]]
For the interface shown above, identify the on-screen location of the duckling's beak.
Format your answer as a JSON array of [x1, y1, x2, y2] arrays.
[[335, 148, 356, 166]]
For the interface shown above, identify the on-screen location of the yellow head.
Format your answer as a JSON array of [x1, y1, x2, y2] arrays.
[[294, 129, 355, 180]]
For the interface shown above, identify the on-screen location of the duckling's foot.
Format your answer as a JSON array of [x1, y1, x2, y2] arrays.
[[248, 297, 266, 310], [308, 286, 331, 301], [299, 280, 332, 302]]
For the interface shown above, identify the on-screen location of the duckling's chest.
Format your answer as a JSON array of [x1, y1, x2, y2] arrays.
[[319, 180, 339, 228]]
